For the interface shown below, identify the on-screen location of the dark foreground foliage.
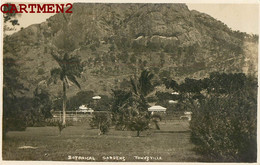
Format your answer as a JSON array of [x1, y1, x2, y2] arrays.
[[3, 58, 51, 138], [189, 73, 257, 162]]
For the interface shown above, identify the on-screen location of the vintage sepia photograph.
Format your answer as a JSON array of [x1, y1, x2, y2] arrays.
[[1, 0, 259, 163]]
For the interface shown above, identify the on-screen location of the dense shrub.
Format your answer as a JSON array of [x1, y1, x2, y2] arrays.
[[111, 70, 162, 136], [3, 116, 27, 131], [128, 115, 150, 137], [190, 89, 257, 162], [90, 112, 111, 135]]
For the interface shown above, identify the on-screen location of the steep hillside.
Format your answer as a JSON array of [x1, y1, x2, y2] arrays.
[[3, 3, 258, 97]]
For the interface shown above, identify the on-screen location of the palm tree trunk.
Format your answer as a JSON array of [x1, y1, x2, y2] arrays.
[[62, 79, 67, 126], [98, 121, 101, 135]]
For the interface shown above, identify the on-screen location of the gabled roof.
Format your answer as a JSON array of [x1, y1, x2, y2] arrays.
[[148, 105, 166, 111]]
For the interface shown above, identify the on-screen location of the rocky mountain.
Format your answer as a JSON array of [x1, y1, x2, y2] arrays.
[[3, 3, 258, 97]]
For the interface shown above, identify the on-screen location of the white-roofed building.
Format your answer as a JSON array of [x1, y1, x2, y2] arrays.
[[92, 96, 101, 100], [180, 111, 192, 121], [169, 100, 178, 104], [79, 105, 88, 110], [148, 105, 166, 114], [78, 105, 94, 114], [171, 92, 179, 95]]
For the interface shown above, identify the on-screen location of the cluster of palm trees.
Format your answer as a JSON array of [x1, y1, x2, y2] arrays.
[[49, 51, 160, 137], [109, 70, 162, 136]]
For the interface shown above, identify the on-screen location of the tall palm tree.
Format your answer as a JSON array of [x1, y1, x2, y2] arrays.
[[50, 50, 83, 126]]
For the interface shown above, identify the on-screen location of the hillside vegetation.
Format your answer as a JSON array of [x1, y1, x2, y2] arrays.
[[3, 3, 258, 97]]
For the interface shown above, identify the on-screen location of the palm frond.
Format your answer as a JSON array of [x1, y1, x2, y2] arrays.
[[138, 70, 154, 96], [51, 51, 64, 68], [65, 55, 83, 78], [130, 77, 138, 95], [64, 76, 71, 88], [147, 72, 154, 80], [50, 68, 62, 83], [67, 75, 81, 89]]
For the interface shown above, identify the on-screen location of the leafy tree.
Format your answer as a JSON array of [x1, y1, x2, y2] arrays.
[[13, 87, 52, 128], [186, 73, 257, 162], [3, 58, 28, 138], [67, 90, 94, 110], [119, 78, 131, 90], [3, 58, 27, 97], [33, 87, 52, 119], [2, 3, 20, 36], [179, 78, 204, 94], [125, 100, 162, 136], [127, 102, 150, 137], [190, 90, 257, 162], [90, 95, 112, 111], [155, 91, 180, 107], [163, 78, 179, 91], [110, 89, 132, 129], [161, 72, 257, 161], [163, 77, 204, 111], [49, 51, 83, 126], [112, 70, 161, 136], [205, 72, 248, 95], [90, 112, 111, 135]]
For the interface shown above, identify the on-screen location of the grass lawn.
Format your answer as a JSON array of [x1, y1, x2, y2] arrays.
[[2, 120, 200, 162]]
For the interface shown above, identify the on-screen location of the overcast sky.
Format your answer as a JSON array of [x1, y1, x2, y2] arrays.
[[187, 4, 259, 34], [5, 3, 259, 35]]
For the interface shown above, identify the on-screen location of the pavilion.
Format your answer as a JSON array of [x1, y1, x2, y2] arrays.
[[148, 105, 167, 114]]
